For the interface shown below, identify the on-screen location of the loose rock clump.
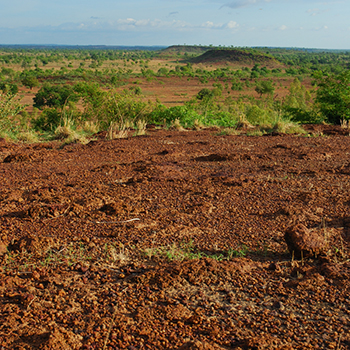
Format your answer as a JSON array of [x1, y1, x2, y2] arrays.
[[284, 223, 328, 259]]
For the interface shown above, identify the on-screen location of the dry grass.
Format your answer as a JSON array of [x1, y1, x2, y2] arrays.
[[106, 121, 130, 140], [83, 120, 100, 135], [219, 127, 241, 136], [272, 120, 306, 134], [54, 117, 76, 140], [16, 130, 40, 143], [134, 119, 147, 136], [340, 119, 350, 129], [193, 119, 204, 131], [236, 115, 254, 129], [54, 118, 89, 145], [170, 118, 186, 131]]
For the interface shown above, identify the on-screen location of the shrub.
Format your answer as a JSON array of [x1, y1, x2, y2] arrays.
[[0, 93, 25, 133], [148, 105, 201, 127], [0, 82, 18, 95], [32, 108, 61, 131], [255, 80, 275, 97], [196, 88, 213, 101], [314, 70, 350, 124], [245, 105, 273, 125], [34, 83, 79, 109], [21, 76, 39, 90], [82, 90, 152, 129]]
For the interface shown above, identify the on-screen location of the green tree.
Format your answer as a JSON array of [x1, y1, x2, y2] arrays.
[[33, 83, 79, 109], [231, 78, 243, 91], [21, 76, 39, 90], [0, 82, 18, 95], [196, 88, 213, 101], [255, 80, 275, 98], [314, 70, 350, 124]]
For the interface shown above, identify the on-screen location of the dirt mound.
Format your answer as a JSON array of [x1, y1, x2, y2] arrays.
[[190, 49, 280, 66], [284, 223, 328, 258]]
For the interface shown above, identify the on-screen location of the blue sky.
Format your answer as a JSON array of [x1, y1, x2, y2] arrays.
[[0, 0, 349, 49]]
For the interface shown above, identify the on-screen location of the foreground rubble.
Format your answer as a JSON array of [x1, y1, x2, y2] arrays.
[[0, 127, 349, 349]]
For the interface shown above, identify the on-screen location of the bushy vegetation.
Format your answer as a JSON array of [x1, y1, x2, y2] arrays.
[[0, 46, 348, 142]]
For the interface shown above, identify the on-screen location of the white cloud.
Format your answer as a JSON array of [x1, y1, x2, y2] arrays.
[[202, 21, 215, 28], [201, 20, 239, 29], [226, 21, 239, 29], [279, 25, 287, 30], [221, 0, 271, 9]]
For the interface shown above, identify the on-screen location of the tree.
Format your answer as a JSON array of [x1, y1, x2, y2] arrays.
[[21, 76, 39, 90], [255, 80, 275, 98], [314, 70, 350, 124], [196, 88, 213, 101], [196, 88, 215, 119], [0, 82, 18, 95], [33, 83, 79, 110]]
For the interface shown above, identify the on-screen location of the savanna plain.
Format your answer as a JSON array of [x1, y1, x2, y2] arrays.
[[0, 46, 349, 349]]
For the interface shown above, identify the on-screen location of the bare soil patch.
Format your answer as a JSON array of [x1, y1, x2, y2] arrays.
[[0, 127, 349, 349]]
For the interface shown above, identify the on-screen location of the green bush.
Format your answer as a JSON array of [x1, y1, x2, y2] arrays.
[[0, 82, 18, 95], [245, 105, 274, 125], [34, 83, 79, 109], [196, 88, 213, 101], [231, 79, 243, 91], [149, 105, 201, 126], [314, 70, 350, 124], [0, 93, 25, 134], [21, 75, 39, 90], [283, 107, 324, 124], [33, 108, 61, 131]]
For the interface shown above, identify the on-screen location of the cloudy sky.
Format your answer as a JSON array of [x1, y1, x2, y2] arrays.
[[0, 0, 349, 49]]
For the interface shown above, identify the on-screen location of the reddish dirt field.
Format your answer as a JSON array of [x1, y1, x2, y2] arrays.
[[19, 74, 312, 113], [0, 126, 349, 350]]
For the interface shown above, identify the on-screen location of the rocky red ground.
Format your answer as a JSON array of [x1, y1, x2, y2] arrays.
[[0, 126, 349, 349]]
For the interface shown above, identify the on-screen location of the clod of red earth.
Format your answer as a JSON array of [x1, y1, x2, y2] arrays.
[[0, 240, 7, 255], [3, 153, 33, 163], [177, 340, 226, 350], [7, 234, 56, 254], [13, 326, 83, 350], [99, 201, 127, 215], [284, 223, 328, 258]]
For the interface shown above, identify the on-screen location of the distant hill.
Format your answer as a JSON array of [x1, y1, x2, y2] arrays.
[[189, 49, 281, 66], [159, 45, 212, 57]]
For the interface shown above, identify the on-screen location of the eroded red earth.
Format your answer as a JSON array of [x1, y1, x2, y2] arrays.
[[0, 126, 349, 349]]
